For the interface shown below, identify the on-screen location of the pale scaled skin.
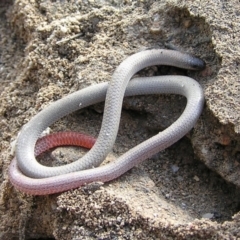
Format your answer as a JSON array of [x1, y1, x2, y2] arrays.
[[8, 49, 205, 195]]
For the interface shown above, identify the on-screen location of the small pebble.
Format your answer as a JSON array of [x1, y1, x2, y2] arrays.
[[193, 175, 200, 181], [171, 165, 179, 173], [202, 213, 214, 219]]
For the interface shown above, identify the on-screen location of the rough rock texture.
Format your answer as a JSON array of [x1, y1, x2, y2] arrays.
[[0, 0, 240, 239]]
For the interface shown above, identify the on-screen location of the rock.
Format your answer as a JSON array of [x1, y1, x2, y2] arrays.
[[202, 213, 214, 219]]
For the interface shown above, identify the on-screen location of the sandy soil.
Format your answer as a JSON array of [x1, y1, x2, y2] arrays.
[[0, 0, 240, 239]]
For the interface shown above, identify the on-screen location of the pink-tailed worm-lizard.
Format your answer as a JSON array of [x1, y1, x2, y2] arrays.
[[9, 49, 205, 195]]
